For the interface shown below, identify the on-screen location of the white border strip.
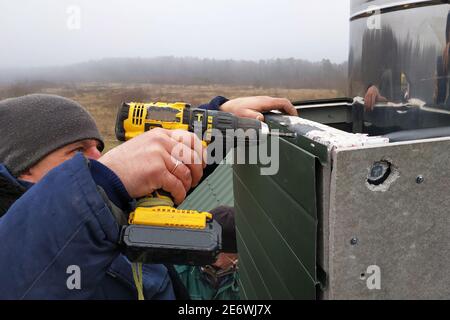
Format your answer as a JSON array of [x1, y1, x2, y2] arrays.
[[351, 0, 435, 20]]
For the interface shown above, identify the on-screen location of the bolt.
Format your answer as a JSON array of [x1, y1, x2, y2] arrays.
[[416, 175, 424, 184], [350, 238, 358, 246]]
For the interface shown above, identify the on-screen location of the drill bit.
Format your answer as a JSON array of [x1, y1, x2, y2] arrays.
[[267, 131, 297, 138], [260, 123, 297, 138]]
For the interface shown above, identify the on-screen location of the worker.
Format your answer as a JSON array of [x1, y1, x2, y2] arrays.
[[175, 206, 239, 300], [361, 27, 411, 111], [0, 93, 296, 299]]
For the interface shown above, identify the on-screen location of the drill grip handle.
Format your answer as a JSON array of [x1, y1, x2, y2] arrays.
[[136, 190, 175, 208]]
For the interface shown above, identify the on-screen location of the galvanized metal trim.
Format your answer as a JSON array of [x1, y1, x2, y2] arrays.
[[350, 0, 447, 21]]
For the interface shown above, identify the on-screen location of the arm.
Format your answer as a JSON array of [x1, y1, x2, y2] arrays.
[[199, 96, 297, 120], [0, 154, 122, 299], [0, 129, 205, 299], [196, 96, 297, 180]]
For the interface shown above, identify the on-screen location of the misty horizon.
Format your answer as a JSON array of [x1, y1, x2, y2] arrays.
[[0, 56, 348, 94], [0, 55, 347, 71]]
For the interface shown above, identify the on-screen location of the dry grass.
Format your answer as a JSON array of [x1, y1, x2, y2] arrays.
[[0, 83, 341, 151]]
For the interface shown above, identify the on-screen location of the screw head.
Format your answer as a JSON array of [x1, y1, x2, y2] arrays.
[[416, 175, 424, 184], [350, 238, 358, 246]]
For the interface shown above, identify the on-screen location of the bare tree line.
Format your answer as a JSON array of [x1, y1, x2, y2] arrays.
[[0, 57, 347, 92]]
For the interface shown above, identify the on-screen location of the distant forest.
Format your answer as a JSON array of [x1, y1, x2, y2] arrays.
[[0, 57, 348, 92]]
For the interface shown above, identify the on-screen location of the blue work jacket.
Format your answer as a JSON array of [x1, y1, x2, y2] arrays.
[[0, 154, 174, 299]]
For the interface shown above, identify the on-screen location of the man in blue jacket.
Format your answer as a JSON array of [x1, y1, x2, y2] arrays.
[[0, 94, 296, 300]]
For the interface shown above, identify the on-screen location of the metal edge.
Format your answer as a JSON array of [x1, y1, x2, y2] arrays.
[[350, 0, 447, 21]]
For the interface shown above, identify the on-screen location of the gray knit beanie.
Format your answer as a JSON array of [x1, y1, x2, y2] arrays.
[[0, 94, 104, 177]]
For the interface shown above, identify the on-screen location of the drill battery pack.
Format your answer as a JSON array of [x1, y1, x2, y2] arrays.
[[120, 220, 222, 266]]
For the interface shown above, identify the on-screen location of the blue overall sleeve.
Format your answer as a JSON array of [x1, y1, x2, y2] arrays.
[[0, 153, 123, 299], [197, 96, 229, 111]]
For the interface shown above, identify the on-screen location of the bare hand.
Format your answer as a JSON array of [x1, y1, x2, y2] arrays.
[[219, 96, 297, 121], [364, 85, 387, 111], [98, 128, 206, 204]]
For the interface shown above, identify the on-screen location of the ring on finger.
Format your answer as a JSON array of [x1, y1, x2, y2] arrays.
[[171, 160, 181, 174]]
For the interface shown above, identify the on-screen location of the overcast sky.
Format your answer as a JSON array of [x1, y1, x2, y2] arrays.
[[0, 0, 350, 68]]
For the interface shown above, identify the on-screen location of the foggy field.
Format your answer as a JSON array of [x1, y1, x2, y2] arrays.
[[0, 83, 341, 151]]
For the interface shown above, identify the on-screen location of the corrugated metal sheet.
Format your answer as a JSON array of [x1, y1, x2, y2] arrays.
[[179, 161, 234, 212], [233, 136, 320, 300], [179, 130, 322, 300]]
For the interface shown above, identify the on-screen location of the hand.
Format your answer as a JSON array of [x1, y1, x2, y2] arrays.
[[219, 96, 297, 121], [98, 128, 206, 204], [212, 253, 238, 271], [364, 85, 387, 111]]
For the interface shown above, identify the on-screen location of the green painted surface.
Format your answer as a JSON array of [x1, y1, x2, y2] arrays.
[[234, 164, 317, 281], [233, 136, 320, 300], [180, 133, 323, 300], [179, 161, 234, 212]]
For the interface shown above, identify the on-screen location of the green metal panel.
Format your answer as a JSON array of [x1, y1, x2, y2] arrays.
[[233, 136, 320, 300], [180, 133, 323, 300], [179, 161, 234, 212]]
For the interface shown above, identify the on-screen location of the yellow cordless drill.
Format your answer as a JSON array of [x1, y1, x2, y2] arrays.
[[115, 101, 295, 266]]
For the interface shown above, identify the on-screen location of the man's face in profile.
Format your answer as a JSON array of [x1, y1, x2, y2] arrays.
[[19, 139, 101, 183]]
